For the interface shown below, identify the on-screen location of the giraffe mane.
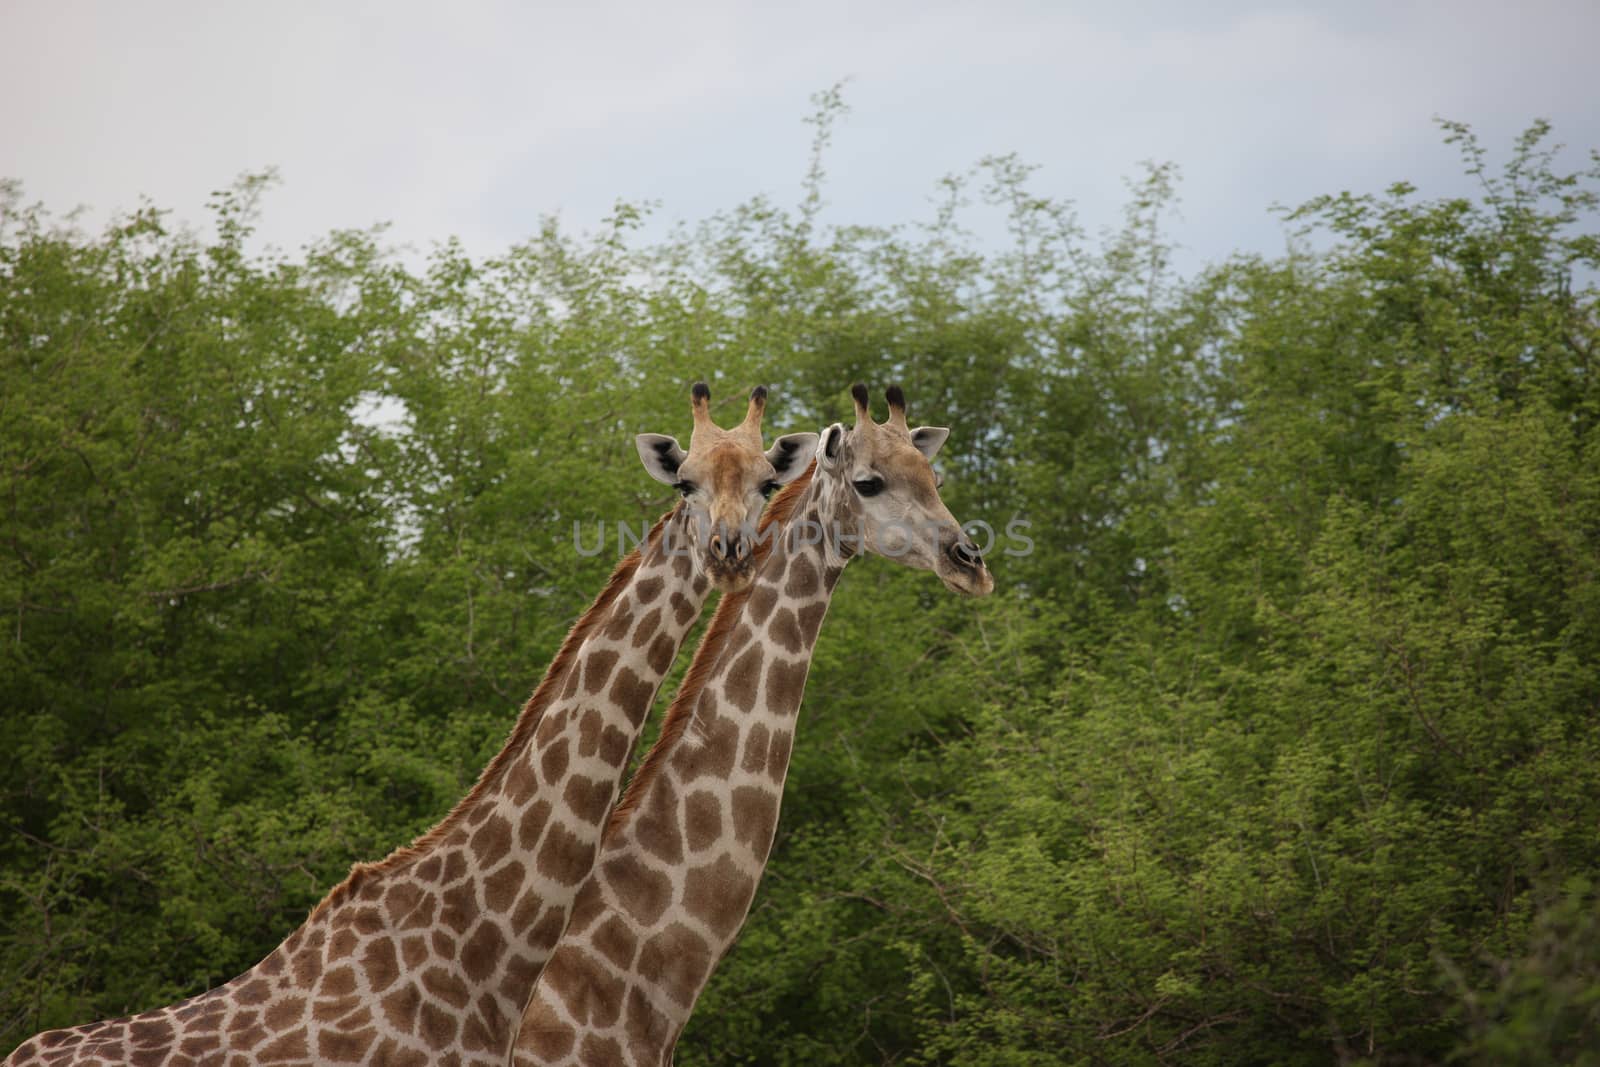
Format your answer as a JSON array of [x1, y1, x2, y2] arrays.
[[306, 505, 679, 921], [607, 460, 816, 830]]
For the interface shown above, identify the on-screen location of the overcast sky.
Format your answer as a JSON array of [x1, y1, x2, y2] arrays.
[[3, 0, 1597, 273]]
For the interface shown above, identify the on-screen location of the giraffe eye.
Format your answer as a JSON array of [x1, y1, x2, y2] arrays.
[[853, 476, 885, 498], [761, 480, 780, 499], [673, 481, 697, 498]]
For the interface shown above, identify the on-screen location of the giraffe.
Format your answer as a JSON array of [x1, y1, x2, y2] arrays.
[[513, 383, 993, 1066], [4, 384, 818, 1067]]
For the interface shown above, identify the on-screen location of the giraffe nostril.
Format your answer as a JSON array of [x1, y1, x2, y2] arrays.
[[949, 540, 982, 570], [710, 533, 727, 560], [733, 536, 749, 562]]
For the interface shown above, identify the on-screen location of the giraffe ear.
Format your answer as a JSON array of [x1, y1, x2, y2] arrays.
[[817, 423, 847, 470], [909, 426, 950, 461], [635, 433, 687, 485], [766, 432, 818, 484]]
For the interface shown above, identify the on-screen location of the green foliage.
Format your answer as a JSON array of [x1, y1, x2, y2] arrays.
[[4, 118, 1599, 1064]]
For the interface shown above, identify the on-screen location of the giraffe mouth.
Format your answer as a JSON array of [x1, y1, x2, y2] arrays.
[[704, 556, 758, 592]]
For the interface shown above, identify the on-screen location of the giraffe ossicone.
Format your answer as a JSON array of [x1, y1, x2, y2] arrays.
[[4, 384, 818, 1067], [513, 383, 991, 1067]]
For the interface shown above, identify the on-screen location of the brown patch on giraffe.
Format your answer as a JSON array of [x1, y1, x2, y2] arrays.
[[765, 656, 810, 714], [290, 949, 321, 987], [263, 993, 306, 1032], [603, 603, 633, 642], [561, 883, 603, 938], [320, 966, 358, 1004], [442, 850, 468, 884], [683, 853, 757, 938], [328, 926, 359, 959], [693, 573, 710, 594], [770, 607, 804, 654], [684, 789, 723, 852], [785, 554, 820, 599], [511, 890, 543, 933], [631, 606, 663, 648], [634, 775, 683, 865], [599, 723, 631, 766], [413, 854, 442, 883], [720, 621, 756, 660], [236, 980, 271, 1006], [517, 1000, 575, 1060], [383, 980, 422, 1033], [432, 929, 458, 960], [636, 921, 715, 1007], [625, 984, 672, 1053], [419, 999, 460, 1050], [637, 575, 665, 603], [608, 666, 655, 726], [400, 935, 428, 970], [742, 722, 771, 776], [561, 663, 582, 699], [189, 1005, 226, 1033], [354, 906, 383, 935], [441, 882, 476, 934], [584, 648, 619, 694], [421, 966, 472, 1010], [669, 710, 739, 783], [256, 1030, 309, 1062], [582, 1033, 627, 1062], [529, 903, 568, 948], [483, 858, 526, 913], [592, 914, 640, 970], [670, 543, 694, 578], [470, 813, 513, 867], [797, 601, 827, 644], [505, 950, 540, 989], [564, 774, 614, 825], [356, 934, 400, 991], [733, 785, 780, 858], [397, 891, 438, 933], [461, 919, 507, 982], [723, 644, 765, 710], [747, 583, 779, 627], [518, 798, 552, 851], [602, 852, 673, 926], [384, 881, 424, 924], [543, 948, 626, 1028], [313, 994, 359, 1022], [316, 1025, 377, 1063], [461, 1008, 499, 1054], [237, 1022, 274, 1051], [670, 590, 696, 625], [536, 820, 596, 885], [576, 708, 603, 757], [505, 751, 539, 803], [648, 630, 677, 675], [767, 729, 793, 784], [129, 1018, 173, 1046], [539, 735, 570, 785]]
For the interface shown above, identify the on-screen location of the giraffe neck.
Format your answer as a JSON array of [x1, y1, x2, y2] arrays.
[[514, 480, 848, 1067], [3, 506, 716, 1067]]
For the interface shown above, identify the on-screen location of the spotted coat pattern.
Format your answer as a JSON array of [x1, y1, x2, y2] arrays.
[[511, 479, 856, 1067], [4, 509, 716, 1067]]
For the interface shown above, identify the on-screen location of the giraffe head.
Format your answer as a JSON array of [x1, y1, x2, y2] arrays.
[[814, 382, 994, 597], [636, 382, 818, 591]]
